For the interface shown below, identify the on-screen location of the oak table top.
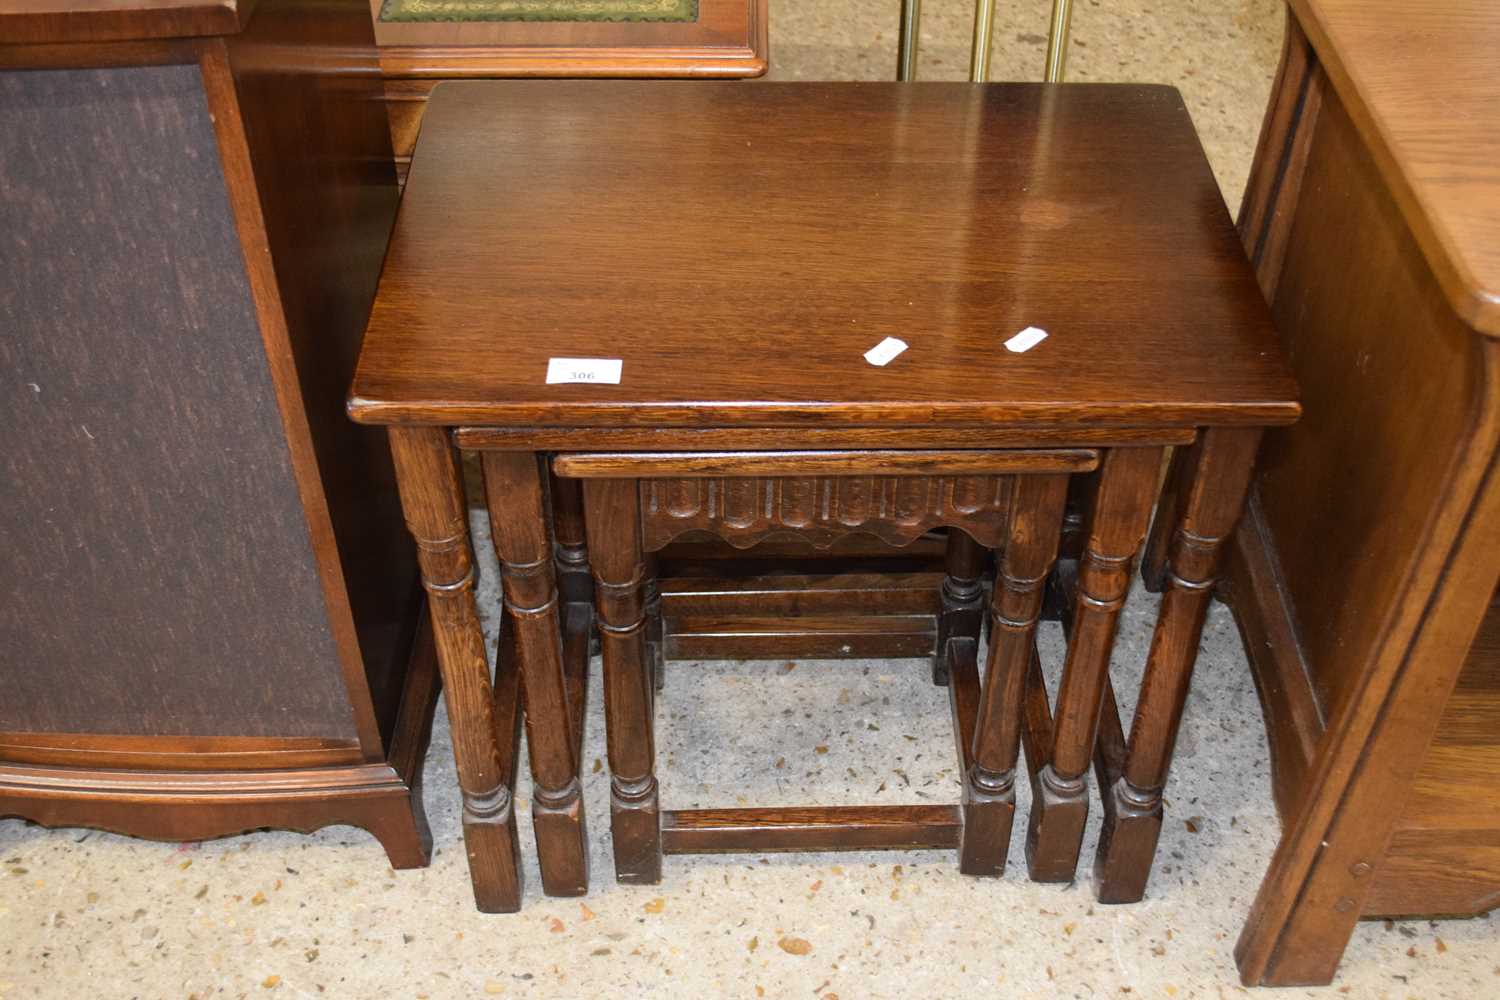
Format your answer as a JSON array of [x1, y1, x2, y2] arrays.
[[349, 81, 1298, 430], [1287, 0, 1500, 335]]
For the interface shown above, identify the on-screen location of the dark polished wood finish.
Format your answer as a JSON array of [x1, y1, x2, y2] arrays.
[[655, 533, 946, 661], [542, 440, 1102, 666], [481, 452, 590, 897], [390, 428, 521, 910], [544, 442, 1122, 666], [350, 80, 1298, 904], [936, 529, 988, 685], [1026, 446, 1162, 881], [349, 82, 1297, 432], [459, 426, 1198, 452], [661, 805, 963, 854], [1095, 428, 1261, 902], [0, 618, 437, 870], [966, 475, 1068, 876], [1, 0, 432, 869], [634, 470, 1056, 553], [553, 449, 1099, 478], [581, 477, 660, 883], [574, 452, 1082, 881], [1228, 2, 1500, 986]]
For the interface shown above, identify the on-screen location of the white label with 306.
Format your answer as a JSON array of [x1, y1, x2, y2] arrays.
[[546, 358, 623, 385]]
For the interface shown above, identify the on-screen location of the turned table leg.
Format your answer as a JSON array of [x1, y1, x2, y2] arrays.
[[643, 552, 665, 694], [582, 477, 663, 884], [388, 427, 522, 913], [1095, 428, 1262, 902], [549, 471, 593, 606], [1027, 446, 1163, 882], [962, 475, 1070, 876], [936, 528, 988, 686], [1140, 446, 1192, 594], [481, 452, 590, 897]]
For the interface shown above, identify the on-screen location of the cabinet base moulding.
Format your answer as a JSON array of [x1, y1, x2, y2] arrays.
[[0, 615, 441, 871]]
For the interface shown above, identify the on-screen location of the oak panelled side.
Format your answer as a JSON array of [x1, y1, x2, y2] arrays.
[[1373, 589, 1500, 917], [0, 0, 433, 867], [1228, 5, 1500, 987]]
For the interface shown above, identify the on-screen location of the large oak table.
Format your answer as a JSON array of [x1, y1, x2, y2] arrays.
[[1229, 0, 1500, 986]]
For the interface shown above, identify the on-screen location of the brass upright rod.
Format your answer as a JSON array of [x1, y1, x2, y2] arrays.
[[897, 0, 922, 81], [970, 0, 996, 82], [1044, 0, 1074, 82], [894, 0, 918, 81]]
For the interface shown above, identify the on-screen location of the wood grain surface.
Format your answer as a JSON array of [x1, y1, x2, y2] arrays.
[[552, 449, 1098, 478], [1287, 0, 1500, 335], [1227, 6, 1500, 983], [660, 805, 964, 853], [350, 81, 1297, 429]]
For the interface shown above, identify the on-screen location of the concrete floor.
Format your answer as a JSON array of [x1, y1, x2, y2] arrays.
[[5, 2, 1498, 997]]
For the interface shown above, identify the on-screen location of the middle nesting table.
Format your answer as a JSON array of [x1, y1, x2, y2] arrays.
[[349, 79, 1299, 910]]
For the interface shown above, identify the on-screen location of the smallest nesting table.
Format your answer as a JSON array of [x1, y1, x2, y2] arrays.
[[349, 80, 1298, 911]]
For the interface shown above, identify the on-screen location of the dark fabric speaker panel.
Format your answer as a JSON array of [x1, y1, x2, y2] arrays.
[[0, 64, 358, 740]]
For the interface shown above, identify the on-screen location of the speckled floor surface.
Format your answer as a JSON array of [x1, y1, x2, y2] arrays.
[[5, 2, 1498, 997]]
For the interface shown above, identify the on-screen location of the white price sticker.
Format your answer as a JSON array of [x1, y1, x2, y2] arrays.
[[546, 358, 623, 385], [863, 337, 908, 367], [1004, 327, 1048, 353]]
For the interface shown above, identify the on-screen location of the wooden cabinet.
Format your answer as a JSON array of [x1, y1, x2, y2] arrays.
[[1228, 0, 1500, 986], [0, 0, 436, 867]]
